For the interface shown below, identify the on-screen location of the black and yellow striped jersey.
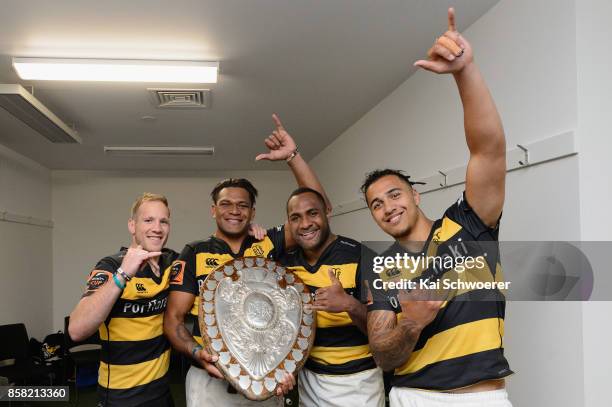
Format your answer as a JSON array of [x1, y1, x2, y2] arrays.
[[167, 226, 286, 349], [279, 236, 376, 375], [83, 247, 178, 406], [368, 193, 512, 390]]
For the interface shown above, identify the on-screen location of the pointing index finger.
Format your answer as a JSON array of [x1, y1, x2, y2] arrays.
[[447, 7, 456, 32], [271, 113, 285, 130]]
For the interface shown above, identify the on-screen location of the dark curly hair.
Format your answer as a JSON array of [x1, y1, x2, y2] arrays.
[[210, 178, 258, 207], [360, 169, 425, 199]]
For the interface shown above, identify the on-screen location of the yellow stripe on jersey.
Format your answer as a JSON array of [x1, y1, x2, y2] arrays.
[[99, 348, 170, 389], [291, 263, 358, 329], [122, 274, 171, 299], [190, 298, 200, 317], [381, 218, 495, 290], [315, 311, 353, 328], [396, 318, 504, 375], [243, 237, 275, 257], [433, 217, 462, 243], [309, 345, 372, 366], [99, 314, 163, 342], [292, 263, 358, 289], [196, 253, 234, 277], [193, 237, 276, 278]]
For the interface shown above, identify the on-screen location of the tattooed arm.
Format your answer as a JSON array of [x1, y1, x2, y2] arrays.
[[367, 292, 443, 371], [163, 290, 222, 378], [367, 310, 421, 371]]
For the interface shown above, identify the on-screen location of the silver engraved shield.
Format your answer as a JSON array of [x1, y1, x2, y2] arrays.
[[199, 257, 316, 400]]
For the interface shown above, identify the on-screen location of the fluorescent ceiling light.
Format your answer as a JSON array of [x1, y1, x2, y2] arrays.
[[13, 58, 219, 83], [0, 84, 81, 143], [104, 146, 215, 157]]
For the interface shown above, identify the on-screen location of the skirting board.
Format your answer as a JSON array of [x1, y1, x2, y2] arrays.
[[330, 131, 577, 218]]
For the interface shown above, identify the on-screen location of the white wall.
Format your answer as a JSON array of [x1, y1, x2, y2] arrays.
[[0, 143, 53, 340], [575, 1, 612, 406], [51, 170, 296, 330], [312, 0, 577, 207], [3, 0, 610, 403], [312, 0, 589, 405]]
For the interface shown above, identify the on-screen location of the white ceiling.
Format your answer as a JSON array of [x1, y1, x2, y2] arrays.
[[0, 0, 498, 170]]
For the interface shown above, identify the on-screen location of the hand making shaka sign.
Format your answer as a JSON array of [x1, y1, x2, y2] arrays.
[[414, 7, 473, 74]]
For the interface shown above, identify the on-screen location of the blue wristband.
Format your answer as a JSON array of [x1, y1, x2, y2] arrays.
[[113, 273, 125, 290], [191, 344, 203, 359]]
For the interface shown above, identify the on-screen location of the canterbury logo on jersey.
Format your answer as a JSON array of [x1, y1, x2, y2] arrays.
[[197, 254, 233, 274], [206, 258, 220, 267], [135, 283, 146, 292]]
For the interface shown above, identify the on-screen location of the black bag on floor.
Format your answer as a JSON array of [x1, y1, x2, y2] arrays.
[[41, 332, 64, 362]]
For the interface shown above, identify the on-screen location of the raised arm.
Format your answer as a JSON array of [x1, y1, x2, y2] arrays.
[[256, 114, 332, 210], [415, 8, 506, 227], [256, 114, 332, 247], [69, 246, 160, 342]]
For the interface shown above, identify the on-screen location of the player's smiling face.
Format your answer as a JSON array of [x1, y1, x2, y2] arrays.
[[128, 201, 170, 252], [211, 187, 254, 238], [287, 192, 330, 252], [365, 175, 420, 239]]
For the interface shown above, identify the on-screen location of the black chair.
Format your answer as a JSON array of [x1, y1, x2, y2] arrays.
[[63, 316, 101, 404], [0, 323, 55, 385]]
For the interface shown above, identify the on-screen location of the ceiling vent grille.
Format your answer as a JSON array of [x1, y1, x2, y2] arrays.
[[148, 88, 211, 109]]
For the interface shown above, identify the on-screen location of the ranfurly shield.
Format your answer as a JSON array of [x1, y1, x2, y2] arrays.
[[199, 257, 316, 400]]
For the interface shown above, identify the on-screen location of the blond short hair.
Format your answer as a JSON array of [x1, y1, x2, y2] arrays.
[[130, 193, 170, 219]]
